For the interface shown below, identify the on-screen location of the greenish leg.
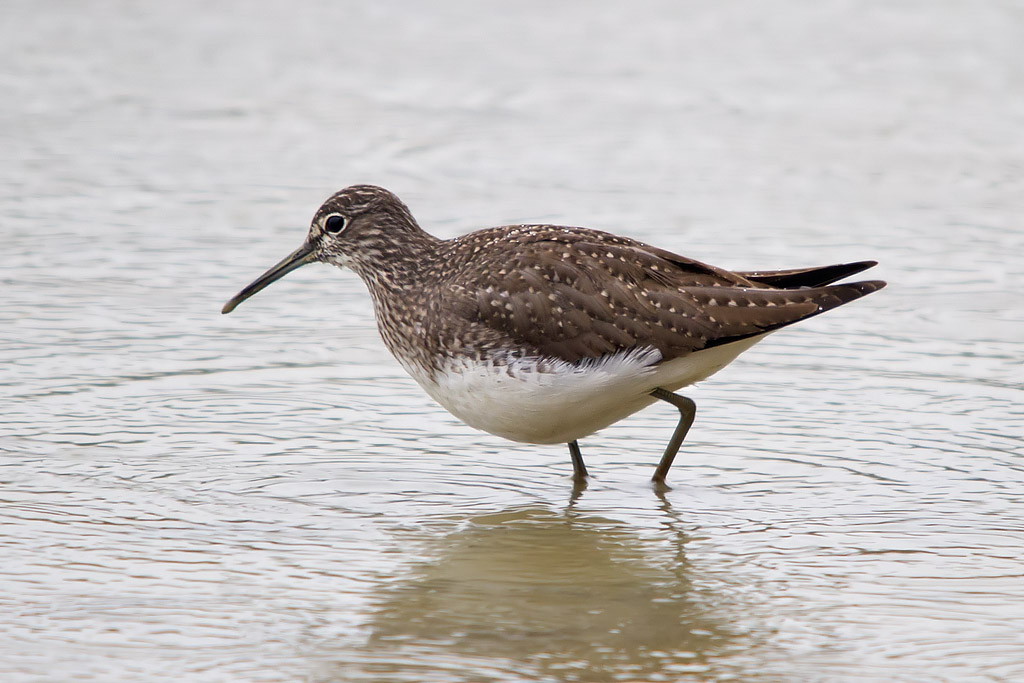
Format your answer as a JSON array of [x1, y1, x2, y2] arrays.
[[649, 388, 697, 485], [567, 439, 589, 481]]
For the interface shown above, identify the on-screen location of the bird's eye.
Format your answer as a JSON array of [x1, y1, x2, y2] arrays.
[[324, 215, 346, 234]]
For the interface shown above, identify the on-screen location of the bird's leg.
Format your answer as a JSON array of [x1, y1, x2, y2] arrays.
[[649, 388, 697, 485], [567, 439, 589, 481]]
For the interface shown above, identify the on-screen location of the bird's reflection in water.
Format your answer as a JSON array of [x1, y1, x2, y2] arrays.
[[330, 505, 755, 682]]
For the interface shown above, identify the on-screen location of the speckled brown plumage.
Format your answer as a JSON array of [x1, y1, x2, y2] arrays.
[[296, 186, 884, 375], [223, 184, 886, 485], [437, 225, 882, 366]]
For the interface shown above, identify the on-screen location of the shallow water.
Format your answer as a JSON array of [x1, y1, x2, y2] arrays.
[[3, 1, 1023, 681]]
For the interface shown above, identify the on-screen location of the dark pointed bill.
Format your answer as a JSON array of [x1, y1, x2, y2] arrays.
[[221, 243, 316, 314]]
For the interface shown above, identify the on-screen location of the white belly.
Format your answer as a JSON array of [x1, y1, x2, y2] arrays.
[[398, 335, 768, 445]]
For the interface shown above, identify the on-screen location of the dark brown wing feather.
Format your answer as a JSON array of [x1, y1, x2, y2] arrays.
[[738, 260, 878, 288], [441, 226, 885, 364]]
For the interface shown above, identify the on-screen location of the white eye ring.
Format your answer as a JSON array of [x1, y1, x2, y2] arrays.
[[324, 214, 347, 234]]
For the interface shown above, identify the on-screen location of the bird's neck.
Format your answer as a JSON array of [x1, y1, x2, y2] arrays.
[[350, 230, 447, 368], [349, 229, 444, 295]]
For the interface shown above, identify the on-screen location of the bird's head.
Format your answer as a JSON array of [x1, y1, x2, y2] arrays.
[[222, 185, 423, 314]]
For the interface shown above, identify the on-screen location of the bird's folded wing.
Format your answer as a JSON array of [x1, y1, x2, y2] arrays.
[[441, 238, 874, 364]]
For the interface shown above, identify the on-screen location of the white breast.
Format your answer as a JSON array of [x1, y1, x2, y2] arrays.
[[396, 335, 769, 445]]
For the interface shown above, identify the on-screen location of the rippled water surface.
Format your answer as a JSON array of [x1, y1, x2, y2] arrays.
[[3, 1, 1023, 681]]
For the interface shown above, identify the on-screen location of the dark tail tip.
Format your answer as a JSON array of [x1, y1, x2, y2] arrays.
[[851, 279, 887, 294], [820, 279, 887, 312]]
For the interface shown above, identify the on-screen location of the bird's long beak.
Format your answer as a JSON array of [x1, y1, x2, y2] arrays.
[[222, 243, 317, 314]]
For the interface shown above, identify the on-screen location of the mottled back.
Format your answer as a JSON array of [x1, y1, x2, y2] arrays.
[[438, 225, 882, 364]]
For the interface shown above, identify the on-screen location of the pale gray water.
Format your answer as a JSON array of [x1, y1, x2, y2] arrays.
[[3, 1, 1023, 681]]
